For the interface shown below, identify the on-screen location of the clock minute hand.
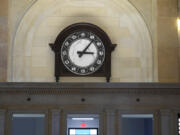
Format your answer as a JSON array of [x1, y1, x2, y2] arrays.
[[77, 51, 94, 55], [79, 40, 93, 57]]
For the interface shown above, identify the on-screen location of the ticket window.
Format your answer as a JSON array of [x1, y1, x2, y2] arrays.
[[122, 114, 153, 135], [67, 114, 99, 135], [11, 114, 46, 135]]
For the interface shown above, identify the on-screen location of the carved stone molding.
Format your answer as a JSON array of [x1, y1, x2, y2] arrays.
[[0, 83, 180, 95]]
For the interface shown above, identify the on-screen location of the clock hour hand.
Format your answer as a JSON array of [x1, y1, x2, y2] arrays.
[[79, 40, 93, 57], [77, 51, 94, 55]]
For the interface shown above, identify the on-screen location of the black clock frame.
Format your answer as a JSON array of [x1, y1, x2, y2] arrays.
[[49, 23, 116, 82]]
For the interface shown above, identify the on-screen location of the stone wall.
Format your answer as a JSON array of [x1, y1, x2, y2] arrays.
[[8, 0, 154, 82], [157, 0, 179, 82], [0, 0, 179, 82], [0, 0, 8, 81]]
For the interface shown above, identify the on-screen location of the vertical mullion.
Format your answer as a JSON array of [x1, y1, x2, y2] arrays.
[[178, 114, 180, 135], [48, 110, 52, 135]]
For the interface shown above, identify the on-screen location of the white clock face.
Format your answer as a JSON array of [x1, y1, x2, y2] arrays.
[[69, 39, 98, 67], [61, 31, 105, 75]]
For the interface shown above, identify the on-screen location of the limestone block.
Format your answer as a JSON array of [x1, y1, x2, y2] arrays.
[[33, 35, 52, 47], [10, 0, 36, 42], [119, 77, 142, 82], [118, 47, 140, 58], [37, 27, 61, 39], [158, 17, 178, 47], [0, 44, 8, 64], [129, 0, 152, 30], [24, 56, 32, 81], [31, 77, 54, 82], [0, 67, 6, 82], [31, 47, 49, 56], [13, 56, 25, 81], [112, 27, 131, 38], [98, 17, 119, 27], [120, 77, 141, 82], [13, 47, 26, 57], [60, 7, 108, 17], [0, 0, 8, 16], [0, 17, 8, 81], [119, 67, 141, 77], [107, 8, 120, 18], [111, 46, 119, 58], [119, 16, 131, 27], [31, 46, 55, 70], [110, 77, 120, 82], [41, 17, 63, 27], [159, 78, 180, 83], [46, 17, 84, 29], [37, 16, 120, 45], [157, 11, 179, 82], [105, 26, 131, 43], [118, 27, 131, 38], [119, 37, 134, 48], [31, 67, 54, 82], [0, 17, 8, 43], [111, 57, 120, 77], [60, 77, 105, 82], [31, 67, 54, 77], [64, 0, 106, 8], [158, 47, 179, 82], [32, 56, 48, 67], [158, 0, 177, 17], [49, 8, 62, 17], [119, 58, 141, 69]]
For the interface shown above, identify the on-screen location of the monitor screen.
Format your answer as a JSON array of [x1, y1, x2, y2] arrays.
[[69, 128, 98, 135]]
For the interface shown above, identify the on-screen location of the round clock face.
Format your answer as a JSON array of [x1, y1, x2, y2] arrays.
[[61, 31, 105, 75]]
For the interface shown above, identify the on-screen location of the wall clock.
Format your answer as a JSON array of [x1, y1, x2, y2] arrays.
[[50, 23, 116, 82]]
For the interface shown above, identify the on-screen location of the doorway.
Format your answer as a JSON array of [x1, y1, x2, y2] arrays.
[[67, 114, 99, 135]]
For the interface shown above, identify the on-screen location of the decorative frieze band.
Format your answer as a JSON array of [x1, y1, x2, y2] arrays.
[[0, 83, 180, 95]]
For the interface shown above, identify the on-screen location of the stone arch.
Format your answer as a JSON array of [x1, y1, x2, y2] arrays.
[[10, 0, 154, 82]]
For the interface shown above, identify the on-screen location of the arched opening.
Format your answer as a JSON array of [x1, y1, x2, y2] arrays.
[[10, 0, 154, 82]]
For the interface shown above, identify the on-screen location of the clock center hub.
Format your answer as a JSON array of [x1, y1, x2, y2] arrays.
[[69, 39, 98, 67]]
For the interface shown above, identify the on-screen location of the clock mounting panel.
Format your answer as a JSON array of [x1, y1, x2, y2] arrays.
[[49, 23, 116, 82]]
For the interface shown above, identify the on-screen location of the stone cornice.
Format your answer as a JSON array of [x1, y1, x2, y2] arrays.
[[0, 82, 180, 95]]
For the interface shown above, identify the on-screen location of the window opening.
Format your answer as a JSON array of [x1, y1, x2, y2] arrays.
[[11, 113, 45, 135], [122, 114, 153, 135]]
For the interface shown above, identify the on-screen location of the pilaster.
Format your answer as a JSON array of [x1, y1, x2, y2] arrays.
[[0, 110, 5, 135], [160, 110, 173, 135], [105, 109, 116, 135], [51, 109, 61, 135]]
